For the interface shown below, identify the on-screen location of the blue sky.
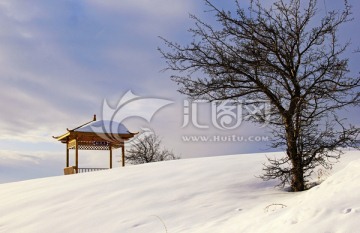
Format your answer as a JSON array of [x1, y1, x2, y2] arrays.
[[0, 0, 359, 182]]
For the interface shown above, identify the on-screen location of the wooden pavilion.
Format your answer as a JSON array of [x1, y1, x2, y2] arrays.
[[53, 115, 137, 174]]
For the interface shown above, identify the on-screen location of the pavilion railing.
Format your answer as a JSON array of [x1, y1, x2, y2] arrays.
[[77, 168, 109, 173]]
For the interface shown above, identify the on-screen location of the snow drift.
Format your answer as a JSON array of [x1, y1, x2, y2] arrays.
[[0, 151, 359, 233]]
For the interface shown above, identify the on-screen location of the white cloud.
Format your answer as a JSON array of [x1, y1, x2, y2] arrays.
[[0, 1, 43, 22], [87, 0, 195, 18]]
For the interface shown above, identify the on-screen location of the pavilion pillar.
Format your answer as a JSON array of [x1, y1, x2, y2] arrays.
[[66, 141, 69, 167], [109, 145, 113, 169], [75, 139, 79, 173], [121, 144, 125, 167]]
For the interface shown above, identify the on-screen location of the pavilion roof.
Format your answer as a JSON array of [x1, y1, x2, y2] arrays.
[[53, 115, 137, 146]]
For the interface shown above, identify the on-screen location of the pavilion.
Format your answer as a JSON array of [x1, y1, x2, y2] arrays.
[[53, 115, 137, 174]]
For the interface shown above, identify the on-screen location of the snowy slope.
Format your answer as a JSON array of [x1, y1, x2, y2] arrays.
[[0, 151, 359, 233]]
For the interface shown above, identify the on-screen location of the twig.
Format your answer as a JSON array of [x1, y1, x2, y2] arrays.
[[150, 215, 168, 233]]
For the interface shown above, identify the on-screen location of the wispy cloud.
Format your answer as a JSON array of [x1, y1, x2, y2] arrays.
[[0, 1, 196, 141], [87, 0, 194, 19]]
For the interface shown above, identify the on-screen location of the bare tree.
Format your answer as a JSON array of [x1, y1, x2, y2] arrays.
[[160, 0, 360, 191], [126, 133, 179, 165]]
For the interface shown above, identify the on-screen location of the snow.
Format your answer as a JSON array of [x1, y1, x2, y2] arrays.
[[75, 120, 130, 134], [0, 150, 359, 233]]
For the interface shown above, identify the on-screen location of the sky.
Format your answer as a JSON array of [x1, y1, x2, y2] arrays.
[[0, 0, 359, 182]]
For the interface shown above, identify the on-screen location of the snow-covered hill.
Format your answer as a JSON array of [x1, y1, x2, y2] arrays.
[[0, 151, 359, 233]]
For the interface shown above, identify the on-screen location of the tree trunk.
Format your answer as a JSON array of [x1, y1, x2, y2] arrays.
[[286, 119, 305, 191], [290, 156, 305, 191]]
